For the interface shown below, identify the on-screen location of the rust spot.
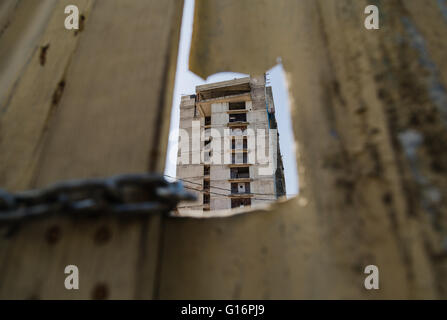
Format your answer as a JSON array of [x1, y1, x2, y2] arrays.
[[91, 283, 109, 300], [45, 225, 61, 245], [0, 20, 10, 38], [52, 80, 65, 105], [94, 225, 111, 245], [382, 192, 393, 205], [39, 44, 50, 66], [74, 15, 86, 36], [355, 105, 367, 115]]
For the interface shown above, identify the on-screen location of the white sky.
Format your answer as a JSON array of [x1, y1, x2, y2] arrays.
[[164, 0, 298, 197]]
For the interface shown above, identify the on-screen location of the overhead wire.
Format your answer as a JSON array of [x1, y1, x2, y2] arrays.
[[166, 175, 279, 201], [165, 174, 296, 198]]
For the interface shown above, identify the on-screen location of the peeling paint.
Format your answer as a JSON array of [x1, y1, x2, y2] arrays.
[[401, 17, 447, 126], [399, 129, 442, 228]]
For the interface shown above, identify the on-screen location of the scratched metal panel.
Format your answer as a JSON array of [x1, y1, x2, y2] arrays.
[[0, 0, 183, 299]]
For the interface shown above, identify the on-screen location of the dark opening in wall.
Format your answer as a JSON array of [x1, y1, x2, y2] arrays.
[[229, 102, 246, 111], [229, 113, 247, 123], [231, 182, 250, 194], [231, 198, 251, 208], [230, 167, 250, 179]]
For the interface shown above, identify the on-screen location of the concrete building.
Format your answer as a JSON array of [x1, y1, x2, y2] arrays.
[[176, 76, 286, 214]]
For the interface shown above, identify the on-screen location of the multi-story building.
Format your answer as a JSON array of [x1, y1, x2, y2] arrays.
[[176, 76, 285, 214]]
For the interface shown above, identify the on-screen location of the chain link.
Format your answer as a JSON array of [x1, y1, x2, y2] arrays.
[[0, 173, 196, 221]]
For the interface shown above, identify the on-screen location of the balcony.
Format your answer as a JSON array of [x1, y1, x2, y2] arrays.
[[229, 113, 247, 124], [229, 102, 246, 111], [231, 198, 251, 208], [230, 167, 250, 179], [231, 182, 251, 195]]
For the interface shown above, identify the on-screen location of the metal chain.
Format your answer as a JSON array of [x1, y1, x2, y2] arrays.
[[0, 173, 196, 222]]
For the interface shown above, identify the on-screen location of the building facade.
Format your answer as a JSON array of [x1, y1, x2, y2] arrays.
[[176, 76, 286, 214]]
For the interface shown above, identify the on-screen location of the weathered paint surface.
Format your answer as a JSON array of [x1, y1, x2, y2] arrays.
[[0, 0, 183, 299], [1, 0, 447, 299]]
